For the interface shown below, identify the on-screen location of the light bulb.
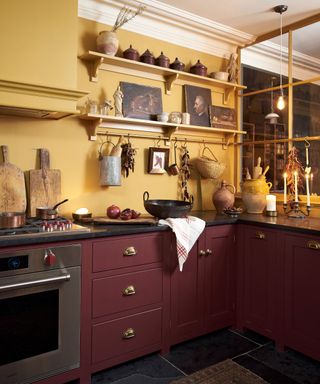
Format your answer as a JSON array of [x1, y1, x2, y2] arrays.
[[277, 95, 285, 110]]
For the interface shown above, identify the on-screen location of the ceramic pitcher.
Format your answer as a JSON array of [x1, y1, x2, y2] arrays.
[[212, 180, 235, 214]]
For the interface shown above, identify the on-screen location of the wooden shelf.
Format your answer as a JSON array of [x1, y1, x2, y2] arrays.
[[79, 51, 246, 103], [79, 113, 246, 141]]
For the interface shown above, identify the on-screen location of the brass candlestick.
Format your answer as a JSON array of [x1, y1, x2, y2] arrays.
[[283, 201, 311, 218]]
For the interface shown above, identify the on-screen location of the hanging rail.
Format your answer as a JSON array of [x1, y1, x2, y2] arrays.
[[238, 135, 320, 146], [97, 131, 233, 148]]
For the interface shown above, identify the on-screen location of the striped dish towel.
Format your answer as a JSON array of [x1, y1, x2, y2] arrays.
[[158, 216, 206, 271]]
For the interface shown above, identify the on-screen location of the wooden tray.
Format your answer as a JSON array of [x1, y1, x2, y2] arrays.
[[91, 215, 158, 225]]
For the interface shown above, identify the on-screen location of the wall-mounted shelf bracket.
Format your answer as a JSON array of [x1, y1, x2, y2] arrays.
[[90, 58, 104, 82], [224, 86, 236, 104], [164, 74, 179, 94]]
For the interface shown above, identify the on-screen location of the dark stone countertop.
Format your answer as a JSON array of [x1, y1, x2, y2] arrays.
[[1, 211, 320, 248]]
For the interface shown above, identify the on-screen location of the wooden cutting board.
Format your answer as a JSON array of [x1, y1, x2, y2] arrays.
[[28, 148, 61, 217], [0, 145, 27, 212], [92, 216, 158, 225]]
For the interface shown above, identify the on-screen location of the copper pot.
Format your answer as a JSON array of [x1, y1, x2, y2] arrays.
[[36, 199, 68, 220], [0, 212, 26, 228]]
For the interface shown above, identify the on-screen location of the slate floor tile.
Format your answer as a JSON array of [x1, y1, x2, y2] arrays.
[[249, 344, 320, 384], [91, 354, 183, 384], [234, 353, 299, 384], [163, 328, 259, 374]]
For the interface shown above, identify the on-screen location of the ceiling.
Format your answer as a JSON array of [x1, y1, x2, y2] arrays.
[[155, 0, 320, 58]]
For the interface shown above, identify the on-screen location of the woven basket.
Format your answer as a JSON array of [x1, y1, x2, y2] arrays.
[[195, 147, 225, 179]]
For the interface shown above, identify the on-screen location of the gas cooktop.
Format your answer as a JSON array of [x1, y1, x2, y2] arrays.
[[0, 217, 90, 239]]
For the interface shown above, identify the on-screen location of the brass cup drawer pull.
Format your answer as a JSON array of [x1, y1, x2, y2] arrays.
[[205, 249, 212, 256], [123, 327, 135, 339], [255, 232, 265, 240], [199, 250, 206, 257], [123, 246, 137, 256], [123, 285, 136, 296], [307, 240, 320, 250]]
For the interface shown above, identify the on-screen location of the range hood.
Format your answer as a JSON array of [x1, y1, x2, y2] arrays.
[[0, 79, 89, 119]]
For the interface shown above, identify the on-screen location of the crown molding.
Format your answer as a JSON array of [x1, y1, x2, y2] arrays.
[[242, 41, 320, 81], [78, 0, 254, 58]]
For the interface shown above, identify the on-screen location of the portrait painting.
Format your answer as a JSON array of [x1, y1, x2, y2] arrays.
[[184, 85, 212, 127], [209, 106, 236, 129], [121, 82, 163, 120], [148, 147, 169, 174]]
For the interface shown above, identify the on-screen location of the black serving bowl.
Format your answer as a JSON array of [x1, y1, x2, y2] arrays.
[[143, 191, 192, 219]]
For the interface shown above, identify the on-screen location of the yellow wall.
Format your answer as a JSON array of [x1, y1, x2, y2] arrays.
[[0, 0, 78, 88], [0, 8, 237, 218]]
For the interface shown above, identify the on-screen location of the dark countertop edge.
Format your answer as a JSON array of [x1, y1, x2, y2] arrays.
[[1, 211, 320, 247]]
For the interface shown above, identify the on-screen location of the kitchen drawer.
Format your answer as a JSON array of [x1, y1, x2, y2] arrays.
[[92, 233, 164, 272], [92, 308, 162, 364], [92, 268, 163, 317]]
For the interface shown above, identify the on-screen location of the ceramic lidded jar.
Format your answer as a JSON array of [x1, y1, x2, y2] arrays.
[[241, 177, 272, 214], [190, 59, 207, 76], [123, 45, 139, 61], [212, 180, 236, 214], [155, 51, 170, 68], [140, 49, 155, 65], [170, 57, 185, 71], [96, 31, 119, 56]]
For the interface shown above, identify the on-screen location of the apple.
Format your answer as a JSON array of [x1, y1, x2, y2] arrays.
[[106, 205, 121, 219]]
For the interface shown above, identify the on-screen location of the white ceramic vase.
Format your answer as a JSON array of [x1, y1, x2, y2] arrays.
[[96, 31, 119, 56]]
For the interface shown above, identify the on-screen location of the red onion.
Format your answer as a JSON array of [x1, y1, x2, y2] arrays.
[[106, 205, 121, 219]]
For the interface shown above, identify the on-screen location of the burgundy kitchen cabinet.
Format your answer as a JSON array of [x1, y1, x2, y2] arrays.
[[237, 224, 280, 340], [85, 231, 170, 375], [282, 232, 320, 361], [169, 225, 236, 346]]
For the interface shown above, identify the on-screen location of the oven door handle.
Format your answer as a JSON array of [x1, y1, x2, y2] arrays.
[[0, 273, 71, 292]]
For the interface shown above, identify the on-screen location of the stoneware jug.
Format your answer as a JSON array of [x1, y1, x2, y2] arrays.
[[96, 31, 119, 56], [212, 180, 235, 214], [241, 177, 272, 214]]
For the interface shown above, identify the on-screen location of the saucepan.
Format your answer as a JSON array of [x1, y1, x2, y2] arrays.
[[0, 212, 26, 229], [36, 199, 69, 220]]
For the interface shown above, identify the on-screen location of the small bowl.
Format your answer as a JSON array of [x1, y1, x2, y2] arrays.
[[211, 71, 229, 81], [223, 207, 242, 217], [72, 212, 92, 222]]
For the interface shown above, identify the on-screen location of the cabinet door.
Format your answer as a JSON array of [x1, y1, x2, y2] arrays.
[[240, 225, 278, 339], [170, 235, 205, 345], [204, 225, 235, 332], [283, 233, 320, 360]]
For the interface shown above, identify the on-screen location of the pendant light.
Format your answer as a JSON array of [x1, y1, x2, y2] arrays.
[[265, 76, 280, 123], [274, 5, 288, 111]]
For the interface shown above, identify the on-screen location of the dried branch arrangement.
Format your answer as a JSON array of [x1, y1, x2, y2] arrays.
[[111, 3, 146, 32]]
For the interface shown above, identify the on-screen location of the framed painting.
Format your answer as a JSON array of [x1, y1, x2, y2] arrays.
[[148, 147, 169, 174], [120, 82, 163, 120], [184, 85, 212, 127], [209, 105, 236, 129]]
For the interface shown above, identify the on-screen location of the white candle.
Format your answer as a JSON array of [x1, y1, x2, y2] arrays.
[[306, 146, 309, 167], [283, 173, 287, 204], [294, 171, 298, 202], [306, 174, 310, 206], [266, 194, 277, 211], [311, 173, 314, 195]]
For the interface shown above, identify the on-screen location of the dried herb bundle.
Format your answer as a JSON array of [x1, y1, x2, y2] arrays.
[[121, 142, 136, 178], [284, 146, 305, 200], [112, 4, 146, 32]]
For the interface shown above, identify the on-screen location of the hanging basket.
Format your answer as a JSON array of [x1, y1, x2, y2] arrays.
[[194, 146, 225, 179]]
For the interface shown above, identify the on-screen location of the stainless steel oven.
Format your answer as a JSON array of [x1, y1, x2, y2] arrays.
[[0, 244, 81, 384]]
